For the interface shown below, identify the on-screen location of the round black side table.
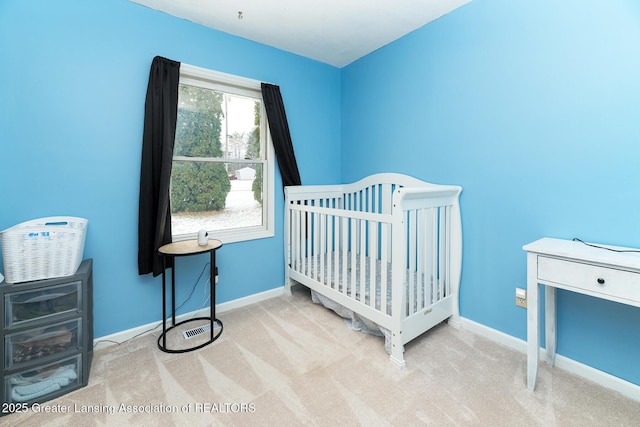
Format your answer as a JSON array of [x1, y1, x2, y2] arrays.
[[157, 239, 223, 353]]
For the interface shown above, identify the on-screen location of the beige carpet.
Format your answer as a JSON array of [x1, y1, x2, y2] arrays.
[[4, 286, 639, 426]]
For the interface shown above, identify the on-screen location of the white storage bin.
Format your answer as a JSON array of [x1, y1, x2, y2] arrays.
[[1, 217, 88, 284]]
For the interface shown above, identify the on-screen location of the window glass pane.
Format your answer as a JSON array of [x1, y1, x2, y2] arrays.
[[175, 85, 224, 157], [171, 161, 263, 235], [222, 94, 262, 161], [175, 84, 261, 159]]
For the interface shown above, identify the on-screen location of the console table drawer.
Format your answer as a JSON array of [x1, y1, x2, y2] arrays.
[[538, 256, 640, 303]]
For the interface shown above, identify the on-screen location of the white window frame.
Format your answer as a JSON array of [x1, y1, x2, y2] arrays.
[[172, 63, 274, 244]]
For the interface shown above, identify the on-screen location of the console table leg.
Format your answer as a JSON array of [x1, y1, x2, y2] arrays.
[[545, 286, 557, 366], [527, 252, 539, 391]]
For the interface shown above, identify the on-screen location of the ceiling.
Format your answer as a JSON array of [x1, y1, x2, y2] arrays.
[[131, 0, 471, 68]]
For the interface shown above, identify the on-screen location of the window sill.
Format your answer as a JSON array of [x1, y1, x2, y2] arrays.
[[173, 226, 274, 245]]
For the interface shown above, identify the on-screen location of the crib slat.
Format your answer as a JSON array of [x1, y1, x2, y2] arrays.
[[326, 211, 333, 289], [381, 221, 389, 314], [417, 208, 426, 311], [408, 210, 416, 316], [289, 207, 296, 270], [369, 219, 378, 309], [308, 209, 314, 278], [313, 211, 319, 280], [359, 219, 366, 304], [333, 212, 340, 290], [442, 205, 451, 297], [371, 185, 377, 214], [305, 208, 311, 277], [342, 216, 349, 295], [297, 211, 309, 274], [350, 218, 357, 298], [431, 207, 438, 302], [438, 207, 444, 299], [424, 208, 433, 307], [438, 206, 446, 300], [294, 207, 307, 271], [326, 211, 331, 286], [382, 184, 393, 262], [382, 183, 392, 214], [320, 212, 326, 285]]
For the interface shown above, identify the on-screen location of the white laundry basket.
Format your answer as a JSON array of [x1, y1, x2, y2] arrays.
[[1, 217, 88, 283]]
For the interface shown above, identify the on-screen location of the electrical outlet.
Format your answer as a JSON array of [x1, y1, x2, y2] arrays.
[[515, 288, 527, 308]]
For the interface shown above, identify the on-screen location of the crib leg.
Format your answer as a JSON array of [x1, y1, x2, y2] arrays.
[[447, 313, 462, 329], [389, 333, 406, 367], [284, 276, 294, 296]]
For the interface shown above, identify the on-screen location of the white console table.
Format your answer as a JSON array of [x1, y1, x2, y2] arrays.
[[523, 238, 640, 391]]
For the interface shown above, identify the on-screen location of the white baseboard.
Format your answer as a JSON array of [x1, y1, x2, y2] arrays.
[[460, 317, 640, 402], [94, 286, 285, 350]]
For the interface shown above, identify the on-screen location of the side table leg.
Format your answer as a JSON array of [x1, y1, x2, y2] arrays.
[[171, 257, 176, 326], [162, 255, 167, 350], [210, 249, 216, 340]]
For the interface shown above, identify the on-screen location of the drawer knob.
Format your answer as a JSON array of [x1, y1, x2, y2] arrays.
[[597, 278, 605, 285]]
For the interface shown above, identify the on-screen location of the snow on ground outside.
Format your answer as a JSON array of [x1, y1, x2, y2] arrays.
[[171, 179, 261, 235]]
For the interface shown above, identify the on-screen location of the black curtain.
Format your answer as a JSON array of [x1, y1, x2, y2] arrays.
[[261, 83, 301, 190], [138, 56, 180, 276]]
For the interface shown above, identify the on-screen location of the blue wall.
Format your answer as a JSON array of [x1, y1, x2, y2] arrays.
[[0, 1, 341, 337], [2, 0, 639, 388], [342, 0, 640, 385]]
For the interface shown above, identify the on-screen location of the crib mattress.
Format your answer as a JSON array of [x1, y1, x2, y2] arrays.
[[299, 252, 441, 310], [296, 252, 443, 354]]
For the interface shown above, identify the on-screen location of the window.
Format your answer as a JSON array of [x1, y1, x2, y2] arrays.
[[171, 64, 274, 243]]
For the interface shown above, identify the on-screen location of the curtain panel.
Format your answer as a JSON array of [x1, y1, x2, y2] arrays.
[[138, 56, 180, 276], [261, 83, 301, 190]]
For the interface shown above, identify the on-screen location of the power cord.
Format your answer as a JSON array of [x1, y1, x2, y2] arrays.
[[572, 238, 640, 253], [93, 262, 211, 349], [173, 261, 209, 313]]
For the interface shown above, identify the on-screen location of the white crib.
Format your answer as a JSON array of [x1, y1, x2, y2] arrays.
[[284, 173, 463, 366]]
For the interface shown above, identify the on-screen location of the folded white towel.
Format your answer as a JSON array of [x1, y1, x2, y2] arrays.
[[12, 380, 60, 402], [10, 364, 78, 402]]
